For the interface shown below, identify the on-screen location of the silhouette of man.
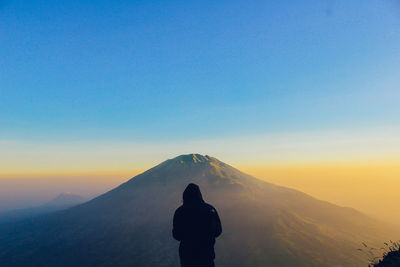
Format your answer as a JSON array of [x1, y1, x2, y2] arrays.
[[173, 183, 222, 267]]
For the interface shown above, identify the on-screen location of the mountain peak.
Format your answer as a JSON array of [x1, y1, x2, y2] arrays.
[[172, 153, 216, 164], [124, 153, 242, 187], [123, 153, 254, 188]]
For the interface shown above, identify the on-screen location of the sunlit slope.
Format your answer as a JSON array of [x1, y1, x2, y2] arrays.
[[0, 154, 393, 266]]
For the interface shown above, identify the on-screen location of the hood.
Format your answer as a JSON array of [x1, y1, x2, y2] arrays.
[[183, 183, 204, 205]]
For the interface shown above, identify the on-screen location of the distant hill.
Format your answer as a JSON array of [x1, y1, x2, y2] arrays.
[[46, 192, 86, 207], [0, 154, 396, 266], [0, 192, 86, 223]]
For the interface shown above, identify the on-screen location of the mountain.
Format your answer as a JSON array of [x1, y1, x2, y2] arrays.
[[0, 193, 86, 223], [0, 154, 395, 266]]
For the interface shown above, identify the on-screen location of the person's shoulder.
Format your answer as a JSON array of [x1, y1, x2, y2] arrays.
[[203, 203, 217, 213], [174, 205, 185, 214]]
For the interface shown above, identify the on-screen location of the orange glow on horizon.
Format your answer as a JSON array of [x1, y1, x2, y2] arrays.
[[1, 158, 399, 226], [240, 162, 400, 226]]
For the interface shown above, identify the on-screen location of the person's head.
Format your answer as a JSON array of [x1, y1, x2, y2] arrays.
[[183, 183, 204, 205]]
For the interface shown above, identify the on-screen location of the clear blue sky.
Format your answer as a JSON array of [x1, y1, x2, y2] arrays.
[[1, 0, 399, 142]]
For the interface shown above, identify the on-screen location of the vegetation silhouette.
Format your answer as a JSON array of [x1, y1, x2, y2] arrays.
[[373, 244, 400, 267], [173, 183, 222, 267], [357, 240, 400, 266]]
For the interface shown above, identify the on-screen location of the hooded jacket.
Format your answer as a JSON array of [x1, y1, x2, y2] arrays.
[[172, 184, 222, 261]]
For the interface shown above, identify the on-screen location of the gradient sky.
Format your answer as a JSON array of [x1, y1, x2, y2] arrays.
[[1, 0, 399, 141], [1, 1, 400, 223]]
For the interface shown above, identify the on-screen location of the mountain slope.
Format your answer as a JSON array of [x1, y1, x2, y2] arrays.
[[0, 154, 394, 266]]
